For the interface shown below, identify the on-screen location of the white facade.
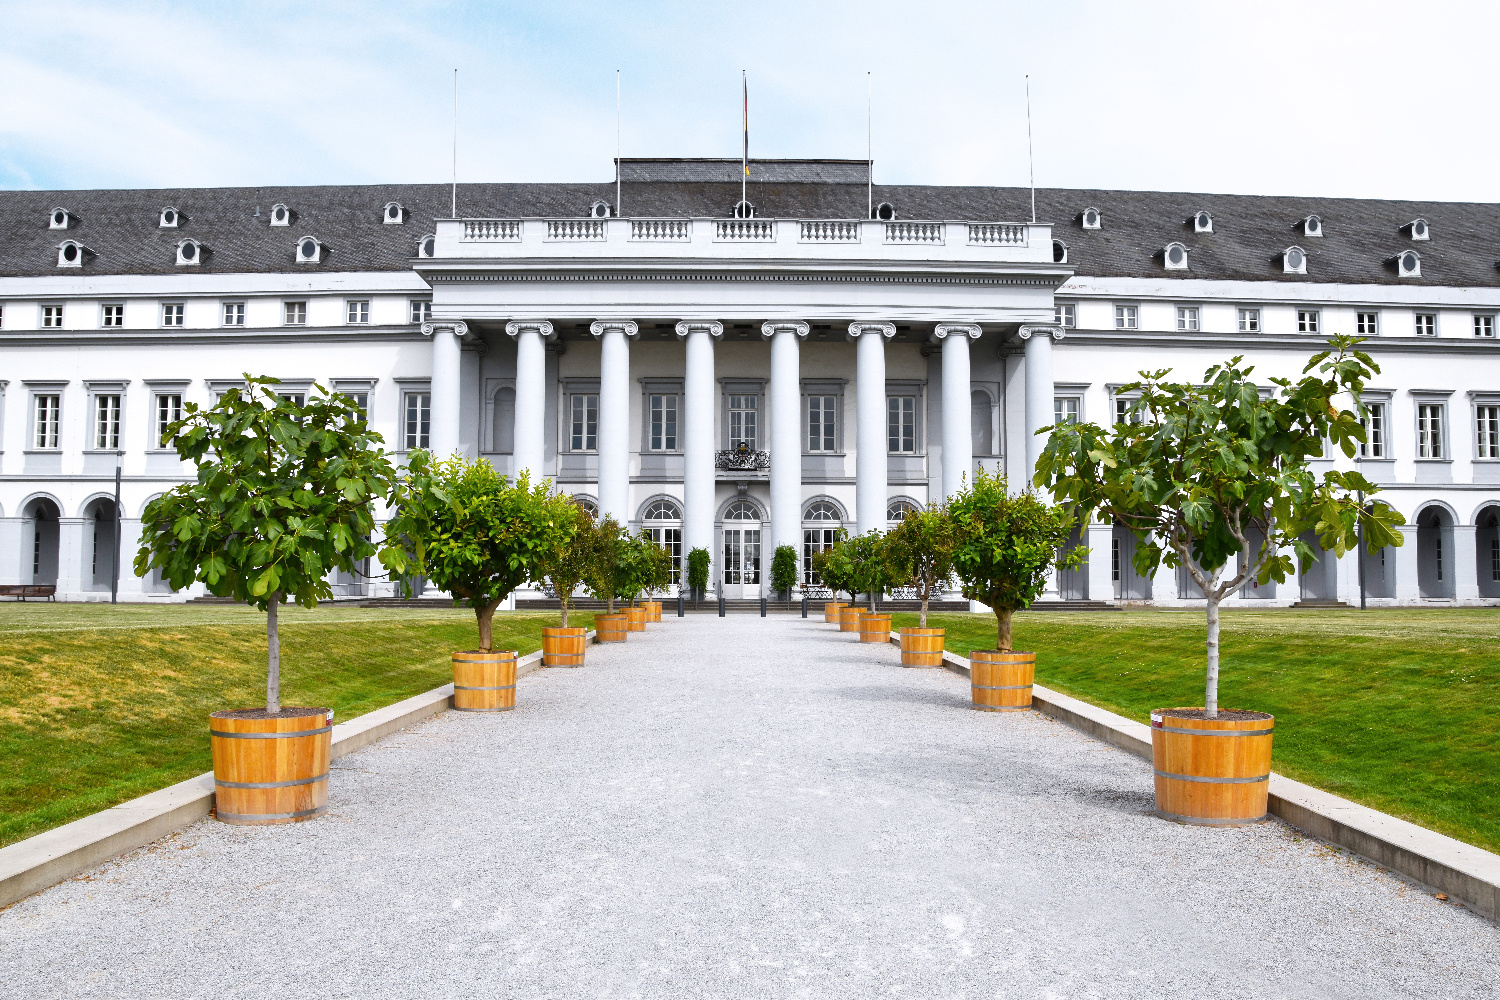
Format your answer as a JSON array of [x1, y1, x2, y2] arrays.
[[2, 163, 1498, 605]]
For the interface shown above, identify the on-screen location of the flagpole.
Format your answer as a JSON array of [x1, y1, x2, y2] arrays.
[[1026, 74, 1036, 225], [741, 70, 748, 210], [451, 69, 458, 219], [616, 69, 622, 216], [867, 71, 873, 220]]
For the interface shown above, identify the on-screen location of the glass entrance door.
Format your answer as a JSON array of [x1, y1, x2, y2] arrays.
[[723, 528, 762, 599]]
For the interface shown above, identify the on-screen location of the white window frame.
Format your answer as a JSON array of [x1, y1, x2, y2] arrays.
[[89, 389, 123, 451], [30, 390, 62, 450], [153, 391, 184, 449], [1414, 313, 1437, 337], [569, 393, 599, 452], [402, 389, 432, 451], [1473, 395, 1500, 461], [1416, 401, 1447, 460], [1359, 398, 1389, 460], [1297, 309, 1320, 334], [1237, 308, 1261, 333], [1175, 306, 1200, 332], [409, 299, 432, 324], [1054, 303, 1076, 328], [161, 302, 185, 328], [222, 301, 246, 327], [726, 391, 761, 450], [284, 300, 308, 326], [41, 304, 64, 328], [647, 392, 679, 452], [346, 300, 370, 325], [886, 394, 919, 454], [1053, 395, 1081, 426], [1475, 314, 1496, 339], [1356, 311, 1379, 336], [1114, 304, 1139, 330], [101, 303, 124, 328], [807, 393, 839, 453]]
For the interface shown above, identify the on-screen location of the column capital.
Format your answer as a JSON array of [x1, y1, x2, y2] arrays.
[[589, 320, 640, 339], [675, 320, 724, 339], [846, 321, 896, 342], [1018, 325, 1065, 342], [421, 320, 468, 338], [760, 320, 809, 340], [932, 323, 982, 342], [504, 319, 556, 341]]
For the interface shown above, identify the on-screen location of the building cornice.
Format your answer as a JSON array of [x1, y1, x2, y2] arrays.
[[1005, 329, 1500, 355], [0, 326, 428, 348]]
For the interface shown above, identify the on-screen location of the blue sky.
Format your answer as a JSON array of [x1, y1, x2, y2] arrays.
[[2, 0, 1495, 202]]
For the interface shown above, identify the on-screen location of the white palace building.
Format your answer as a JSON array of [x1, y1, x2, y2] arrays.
[[2, 157, 1498, 605]]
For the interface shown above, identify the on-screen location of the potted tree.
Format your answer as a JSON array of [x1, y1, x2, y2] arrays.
[[811, 537, 851, 623], [536, 497, 598, 666], [136, 376, 397, 825], [686, 547, 711, 607], [770, 544, 799, 607], [635, 533, 674, 622], [586, 517, 632, 642], [1035, 336, 1405, 825], [383, 455, 576, 713], [841, 531, 896, 644], [949, 469, 1081, 712], [884, 502, 956, 666]]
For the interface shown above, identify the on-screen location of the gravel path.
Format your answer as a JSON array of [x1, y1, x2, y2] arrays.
[[3, 616, 1497, 999]]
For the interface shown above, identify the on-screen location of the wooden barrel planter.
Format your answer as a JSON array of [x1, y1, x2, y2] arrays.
[[209, 707, 332, 826], [823, 601, 846, 624], [542, 626, 587, 667], [595, 613, 629, 642], [858, 612, 893, 643], [642, 600, 662, 622], [899, 627, 945, 666], [1151, 708, 1274, 826], [452, 650, 517, 712], [838, 606, 865, 632], [625, 605, 647, 632], [970, 651, 1034, 711]]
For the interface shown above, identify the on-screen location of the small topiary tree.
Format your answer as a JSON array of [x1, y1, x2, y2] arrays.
[[584, 516, 632, 614], [770, 544, 799, 601], [382, 455, 577, 651], [949, 469, 1081, 654], [536, 497, 599, 629], [1035, 336, 1405, 717], [830, 530, 893, 612], [811, 531, 852, 601], [624, 530, 673, 604], [884, 503, 956, 627], [686, 547, 711, 603], [136, 376, 398, 714]]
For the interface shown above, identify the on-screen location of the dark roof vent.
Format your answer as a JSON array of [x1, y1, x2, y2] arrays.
[[160, 207, 181, 229], [1300, 214, 1323, 237], [871, 202, 895, 221], [383, 202, 406, 225], [1406, 218, 1430, 241], [175, 239, 203, 266], [733, 200, 756, 219], [270, 204, 292, 227], [1164, 242, 1189, 270], [49, 208, 70, 230], [1192, 211, 1213, 234], [1280, 246, 1308, 275], [1081, 207, 1101, 230], [56, 240, 88, 267], [296, 237, 322, 263]]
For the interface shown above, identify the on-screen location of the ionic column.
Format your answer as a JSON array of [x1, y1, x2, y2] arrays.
[[504, 320, 555, 484], [1018, 325, 1065, 486], [590, 320, 639, 524], [934, 323, 982, 500], [763, 321, 809, 559], [849, 322, 896, 534], [422, 320, 467, 458], [677, 321, 724, 575]]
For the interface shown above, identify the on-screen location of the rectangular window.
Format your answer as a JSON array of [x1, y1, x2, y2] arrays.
[[410, 300, 432, 324], [807, 395, 837, 452], [1114, 397, 1140, 425], [1477, 405, 1500, 460], [1237, 308, 1261, 332], [1298, 310, 1319, 334], [1114, 305, 1138, 330], [222, 302, 245, 326], [1111, 537, 1121, 582], [803, 527, 838, 584], [155, 393, 182, 447], [1415, 313, 1436, 337], [1492, 536, 1499, 581], [570, 394, 598, 451], [1356, 312, 1378, 335], [279, 392, 306, 408], [1054, 303, 1076, 328], [42, 305, 63, 328], [1475, 315, 1496, 338], [162, 303, 184, 327], [341, 391, 369, 415], [1176, 306, 1200, 332], [1053, 397, 1080, 426], [404, 392, 431, 450], [648, 394, 678, 451], [1360, 402, 1386, 459], [346, 300, 370, 325], [0, 304, 4, 328], [284, 301, 307, 326], [102, 304, 124, 327], [1418, 403, 1444, 459], [728, 394, 758, 449], [887, 395, 917, 453], [34, 395, 60, 449], [94, 394, 121, 450]]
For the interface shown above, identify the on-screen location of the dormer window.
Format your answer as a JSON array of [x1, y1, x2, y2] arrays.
[[1300, 214, 1323, 237], [1394, 250, 1421, 277], [1053, 239, 1068, 263], [56, 240, 87, 268], [296, 237, 322, 263], [1164, 242, 1189, 270], [733, 200, 756, 220], [1281, 246, 1308, 275], [871, 202, 895, 221], [1192, 211, 1213, 233], [1081, 207, 1101, 229], [590, 200, 613, 219], [1406, 218, 1430, 241], [418, 234, 436, 258], [49, 208, 70, 230], [160, 207, 181, 228], [270, 204, 291, 227], [175, 239, 203, 266], [383, 202, 406, 224]]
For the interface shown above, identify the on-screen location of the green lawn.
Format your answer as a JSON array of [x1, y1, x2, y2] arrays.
[[891, 608, 1500, 853], [0, 603, 590, 848]]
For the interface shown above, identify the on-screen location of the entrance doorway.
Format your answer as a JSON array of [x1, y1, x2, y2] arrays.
[[721, 498, 762, 599]]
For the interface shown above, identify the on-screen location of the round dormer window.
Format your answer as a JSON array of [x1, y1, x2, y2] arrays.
[[274, 206, 288, 223], [386, 204, 401, 221], [421, 236, 435, 257], [1287, 248, 1305, 270], [1305, 215, 1322, 236], [180, 241, 197, 261], [1083, 208, 1099, 227], [53, 210, 67, 227], [1196, 212, 1210, 229], [1400, 251, 1419, 274], [61, 243, 79, 262], [873, 202, 895, 221], [1053, 239, 1068, 263], [590, 200, 611, 219], [1167, 244, 1185, 265], [162, 209, 177, 226], [300, 238, 317, 258], [733, 200, 755, 219]]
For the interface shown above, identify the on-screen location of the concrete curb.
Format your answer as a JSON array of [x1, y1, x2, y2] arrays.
[[889, 631, 1500, 921], [0, 633, 590, 910]]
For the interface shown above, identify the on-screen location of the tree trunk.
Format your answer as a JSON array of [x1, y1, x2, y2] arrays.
[[607, 592, 615, 615], [997, 607, 1013, 653], [560, 597, 570, 629], [266, 591, 281, 714], [476, 598, 502, 651], [1204, 594, 1221, 718], [919, 588, 929, 628]]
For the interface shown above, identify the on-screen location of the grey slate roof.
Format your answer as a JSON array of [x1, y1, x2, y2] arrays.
[[2, 159, 1497, 287]]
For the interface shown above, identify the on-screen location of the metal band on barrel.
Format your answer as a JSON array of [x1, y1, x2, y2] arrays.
[[1157, 725, 1274, 737], [454, 683, 516, 691], [1156, 808, 1267, 826], [451, 705, 516, 713], [217, 805, 326, 822], [216, 772, 329, 790], [453, 657, 517, 664], [971, 683, 1033, 691], [209, 725, 332, 740], [1154, 768, 1269, 784]]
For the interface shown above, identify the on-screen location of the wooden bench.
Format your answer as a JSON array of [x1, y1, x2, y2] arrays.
[[0, 584, 57, 601]]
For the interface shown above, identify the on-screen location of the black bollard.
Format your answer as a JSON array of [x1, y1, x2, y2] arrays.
[[677, 592, 685, 617], [801, 594, 808, 618], [718, 593, 725, 617], [759, 596, 767, 617]]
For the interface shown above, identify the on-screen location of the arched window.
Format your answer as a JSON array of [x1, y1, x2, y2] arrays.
[[803, 500, 842, 522], [802, 500, 843, 585], [642, 497, 683, 584], [724, 499, 761, 521], [643, 498, 683, 520], [571, 495, 599, 516], [887, 498, 919, 523]]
